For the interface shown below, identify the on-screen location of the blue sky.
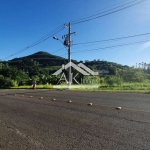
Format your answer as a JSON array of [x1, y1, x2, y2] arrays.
[[1, 0, 150, 66]]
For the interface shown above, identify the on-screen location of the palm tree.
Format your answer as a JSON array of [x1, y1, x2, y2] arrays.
[[136, 63, 137, 68], [144, 63, 147, 70], [148, 64, 150, 70], [139, 63, 141, 68], [141, 62, 144, 69]]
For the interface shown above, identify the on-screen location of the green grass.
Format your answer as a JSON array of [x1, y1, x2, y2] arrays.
[[98, 82, 150, 91], [11, 84, 53, 89], [6, 82, 150, 93]]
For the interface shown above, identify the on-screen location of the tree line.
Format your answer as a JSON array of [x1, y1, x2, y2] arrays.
[[0, 58, 150, 88]]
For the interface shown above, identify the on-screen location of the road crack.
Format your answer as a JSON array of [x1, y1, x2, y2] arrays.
[[0, 119, 45, 149]]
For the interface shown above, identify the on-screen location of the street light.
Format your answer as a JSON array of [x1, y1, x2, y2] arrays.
[[53, 36, 64, 45], [53, 36, 59, 40]]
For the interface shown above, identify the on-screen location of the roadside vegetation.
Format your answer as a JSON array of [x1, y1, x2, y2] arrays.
[[0, 52, 150, 92]]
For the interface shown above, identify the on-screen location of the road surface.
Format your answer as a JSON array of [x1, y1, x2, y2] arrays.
[[0, 89, 150, 150]]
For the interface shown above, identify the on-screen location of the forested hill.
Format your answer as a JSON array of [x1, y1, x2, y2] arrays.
[[1, 51, 150, 87], [84, 60, 129, 74], [3, 51, 128, 74], [8, 51, 75, 67]]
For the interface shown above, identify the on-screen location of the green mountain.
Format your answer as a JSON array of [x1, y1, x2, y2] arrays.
[[8, 51, 75, 68], [2, 51, 128, 75]]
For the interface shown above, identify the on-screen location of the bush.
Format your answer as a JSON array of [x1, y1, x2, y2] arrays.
[[106, 76, 123, 86], [0, 77, 14, 88]]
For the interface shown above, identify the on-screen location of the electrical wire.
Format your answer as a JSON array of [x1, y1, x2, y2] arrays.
[[72, 0, 147, 25], [3, 24, 65, 60], [73, 32, 150, 46], [2, 0, 148, 60], [46, 31, 150, 56], [51, 47, 66, 55], [70, 0, 134, 23], [60, 39, 150, 56], [72, 0, 138, 23]]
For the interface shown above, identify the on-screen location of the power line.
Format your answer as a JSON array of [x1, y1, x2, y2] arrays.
[[70, 0, 134, 23], [73, 39, 150, 53], [44, 30, 149, 56], [72, 0, 147, 25], [72, 0, 138, 23], [51, 47, 66, 55], [72, 0, 147, 24], [26, 25, 64, 48], [2, 0, 148, 60], [3, 24, 65, 60], [60, 39, 150, 56], [73, 32, 150, 46]]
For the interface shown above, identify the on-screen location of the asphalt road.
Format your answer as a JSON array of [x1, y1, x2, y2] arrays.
[[0, 89, 150, 150]]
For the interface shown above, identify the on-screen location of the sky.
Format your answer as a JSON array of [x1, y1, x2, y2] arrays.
[[0, 0, 150, 66]]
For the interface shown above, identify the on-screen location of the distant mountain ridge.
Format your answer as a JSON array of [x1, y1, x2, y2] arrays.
[[3, 51, 128, 75], [11, 51, 63, 60], [9, 51, 69, 67]]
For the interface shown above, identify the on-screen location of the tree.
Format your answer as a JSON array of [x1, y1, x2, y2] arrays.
[[117, 68, 145, 83]]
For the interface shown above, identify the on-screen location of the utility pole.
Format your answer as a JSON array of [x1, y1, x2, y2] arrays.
[[63, 22, 75, 88], [68, 22, 71, 88], [53, 22, 75, 88]]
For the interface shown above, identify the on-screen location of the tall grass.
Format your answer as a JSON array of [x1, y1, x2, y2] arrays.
[[9, 82, 150, 92], [98, 82, 150, 90]]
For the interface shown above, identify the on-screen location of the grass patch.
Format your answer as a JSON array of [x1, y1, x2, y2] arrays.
[[97, 82, 150, 92], [10, 84, 53, 89], [3, 82, 150, 93]]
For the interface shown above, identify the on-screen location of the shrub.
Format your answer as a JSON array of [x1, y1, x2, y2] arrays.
[[106, 76, 123, 86], [0, 77, 13, 88]]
